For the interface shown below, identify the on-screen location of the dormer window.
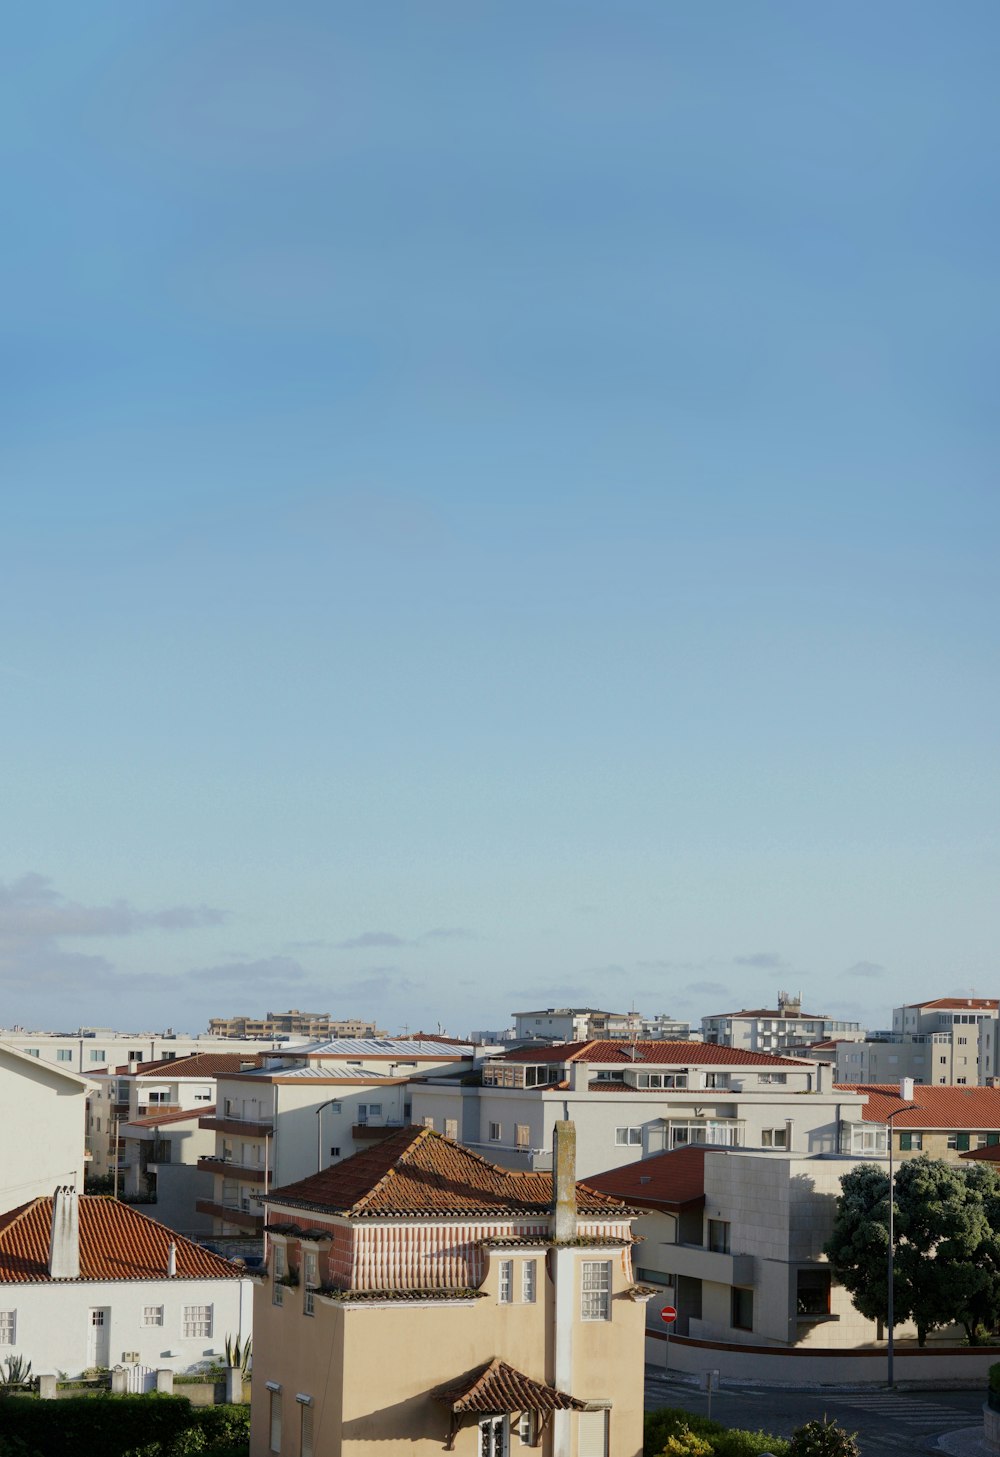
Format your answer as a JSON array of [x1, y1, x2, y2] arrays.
[[635, 1072, 688, 1090]]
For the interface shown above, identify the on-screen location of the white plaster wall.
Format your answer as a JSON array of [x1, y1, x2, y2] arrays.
[[1, 1276, 252, 1377], [0, 1050, 88, 1212]]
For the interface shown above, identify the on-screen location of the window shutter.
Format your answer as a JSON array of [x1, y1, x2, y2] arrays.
[[578, 1410, 608, 1457]]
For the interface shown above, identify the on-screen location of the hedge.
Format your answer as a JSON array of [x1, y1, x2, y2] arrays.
[[0, 1394, 249, 1457], [645, 1407, 790, 1457]]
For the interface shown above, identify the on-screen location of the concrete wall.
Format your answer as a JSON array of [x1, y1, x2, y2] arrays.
[[646, 1329, 1000, 1386]]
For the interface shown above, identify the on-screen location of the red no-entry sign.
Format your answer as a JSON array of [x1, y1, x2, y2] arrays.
[[660, 1305, 677, 1324]]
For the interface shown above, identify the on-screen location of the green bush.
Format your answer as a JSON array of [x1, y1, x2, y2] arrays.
[[788, 1418, 859, 1457], [645, 1408, 789, 1457], [0, 1394, 195, 1457]]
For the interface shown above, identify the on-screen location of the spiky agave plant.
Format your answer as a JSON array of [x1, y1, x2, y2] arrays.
[[224, 1334, 252, 1377]]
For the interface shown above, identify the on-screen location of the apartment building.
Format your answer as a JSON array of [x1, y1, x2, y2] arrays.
[[512, 1008, 643, 1044], [701, 991, 864, 1053], [835, 997, 1000, 1087], [249, 1121, 647, 1457], [197, 1039, 478, 1245], [0, 1187, 249, 1379], [587, 1146, 879, 1350], [208, 1011, 386, 1040], [88, 1053, 266, 1183], [0, 1043, 91, 1214], [118, 1107, 217, 1238], [0, 1028, 274, 1077], [410, 1040, 866, 1180]]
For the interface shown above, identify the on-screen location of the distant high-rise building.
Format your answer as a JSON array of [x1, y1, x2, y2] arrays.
[[207, 1010, 386, 1040]]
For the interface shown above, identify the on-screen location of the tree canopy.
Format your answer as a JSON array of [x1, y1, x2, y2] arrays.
[[824, 1155, 1000, 1345]]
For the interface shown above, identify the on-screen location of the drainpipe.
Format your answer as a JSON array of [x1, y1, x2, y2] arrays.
[[551, 1120, 577, 1457]]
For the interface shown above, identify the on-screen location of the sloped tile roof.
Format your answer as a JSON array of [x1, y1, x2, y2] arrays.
[[498, 1040, 809, 1068], [911, 998, 998, 1010], [0, 1196, 244, 1283], [120, 1053, 266, 1078], [432, 1358, 586, 1413], [960, 1146, 1000, 1163], [584, 1145, 720, 1212], [839, 1083, 1000, 1129], [266, 1126, 627, 1218]]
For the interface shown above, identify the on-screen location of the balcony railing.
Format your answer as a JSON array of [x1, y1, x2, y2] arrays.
[[194, 1198, 263, 1231], [198, 1113, 274, 1137], [198, 1156, 268, 1183]]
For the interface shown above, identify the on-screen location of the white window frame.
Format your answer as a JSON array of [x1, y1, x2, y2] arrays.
[[498, 1259, 513, 1305], [522, 1259, 536, 1304], [489, 1122, 502, 1142], [581, 1260, 611, 1321], [269, 1387, 282, 1453], [614, 1127, 642, 1146], [0, 1312, 15, 1345], [142, 1305, 164, 1327], [182, 1304, 213, 1338]]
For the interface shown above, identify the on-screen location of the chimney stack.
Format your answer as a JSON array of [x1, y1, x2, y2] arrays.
[[552, 1121, 577, 1241], [48, 1186, 80, 1280], [167, 1241, 177, 1277]]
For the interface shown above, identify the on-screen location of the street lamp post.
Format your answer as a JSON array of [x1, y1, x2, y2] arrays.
[[885, 1079, 915, 1389]]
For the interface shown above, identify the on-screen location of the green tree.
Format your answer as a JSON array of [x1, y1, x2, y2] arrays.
[[825, 1155, 1000, 1346]]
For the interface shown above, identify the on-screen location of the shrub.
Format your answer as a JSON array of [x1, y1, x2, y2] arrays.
[[788, 1418, 859, 1457], [712, 1429, 790, 1457], [659, 1427, 714, 1456], [644, 1409, 789, 1457]]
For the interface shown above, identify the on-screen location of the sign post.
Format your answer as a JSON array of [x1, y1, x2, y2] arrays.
[[660, 1304, 677, 1372]]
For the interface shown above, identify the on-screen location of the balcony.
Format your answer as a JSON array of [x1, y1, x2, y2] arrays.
[[136, 1104, 180, 1117], [198, 1114, 274, 1138], [352, 1121, 405, 1142], [668, 1243, 755, 1286], [195, 1199, 263, 1231], [197, 1156, 268, 1183]]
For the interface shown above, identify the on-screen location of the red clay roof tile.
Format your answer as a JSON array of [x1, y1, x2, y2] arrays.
[[838, 1083, 1000, 1129], [0, 1196, 243, 1283], [584, 1145, 715, 1212], [498, 1040, 809, 1068]]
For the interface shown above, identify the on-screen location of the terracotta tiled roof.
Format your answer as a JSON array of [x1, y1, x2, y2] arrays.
[[266, 1126, 627, 1218], [432, 1358, 587, 1413], [0, 1197, 244, 1283], [911, 998, 998, 1011], [838, 1084, 1000, 1130], [123, 1105, 214, 1129], [498, 1040, 809, 1068], [584, 1146, 720, 1212], [960, 1146, 1000, 1163], [119, 1053, 266, 1078]]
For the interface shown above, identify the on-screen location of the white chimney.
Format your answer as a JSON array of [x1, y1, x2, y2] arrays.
[[552, 1121, 577, 1242], [899, 1077, 914, 1102], [167, 1241, 177, 1277], [48, 1186, 80, 1280]]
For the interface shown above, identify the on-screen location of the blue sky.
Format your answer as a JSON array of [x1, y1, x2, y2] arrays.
[[2, 2, 998, 1036]]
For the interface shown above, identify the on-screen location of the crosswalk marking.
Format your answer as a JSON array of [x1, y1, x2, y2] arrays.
[[643, 1374, 970, 1430]]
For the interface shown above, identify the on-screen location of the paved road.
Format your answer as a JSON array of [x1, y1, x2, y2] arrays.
[[644, 1368, 986, 1456]]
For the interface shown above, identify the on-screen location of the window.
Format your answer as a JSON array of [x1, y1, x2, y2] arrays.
[[194, 1089, 212, 1102], [898, 1132, 923, 1151], [142, 1306, 164, 1327], [761, 1128, 787, 1149], [958, 1077, 968, 1085], [940, 1056, 947, 1065], [707, 1220, 730, 1254], [269, 1389, 282, 1453], [25, 1048, 39, 1058], [90, 1050, 105, 1062], [731, 1287, 754, 1331], [986, 1133, 1000, 1148], [479, 1416, 507, 1457], [303, 1250, 319, 1316], [948, 1132, 971, 1151], [522, 1260, 536, 1304], [299, 1401, 314, 1457], [128, 1050, 143, 1061], [615, 1127, 642, 1146], [57, 1049, 72, 1062], [182, 1305, 213, 1338], [581, 1261, 611, 1321], [498, 1260, 513, 1304], [489, 1122, 502, 1142], [758, 1073, 787, 1085], [515, 1123, 531, 1148], [367, 1103, 382, 1117], [329, 1147, 340, 1159], [518, 1410, 537, 1446], [796, 1269, 831, 1317], [959, 1037, 968, 1045], [0, 1312, 15, 1345]]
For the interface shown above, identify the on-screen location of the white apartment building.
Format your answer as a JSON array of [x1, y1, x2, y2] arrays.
[[88, 1053, 268, 1182], [836, 996, 999, 1088], [409, 1040, 866, 1180], [701, 991, 864, 1053], [0, 1028, 281, 1077], [588, 1146, 884, 1349], [511, 1008, 643, 1043], [119, 1107, 217, 1238], [197, 1039, 478, 1245], [0, 1043, 91, 1214]]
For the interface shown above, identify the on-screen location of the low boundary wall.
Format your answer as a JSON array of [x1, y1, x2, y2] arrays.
[[646, 1329, 1000, 1386]]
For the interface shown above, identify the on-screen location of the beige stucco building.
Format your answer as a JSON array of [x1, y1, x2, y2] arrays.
[[249, 1123, 647, 1457]]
